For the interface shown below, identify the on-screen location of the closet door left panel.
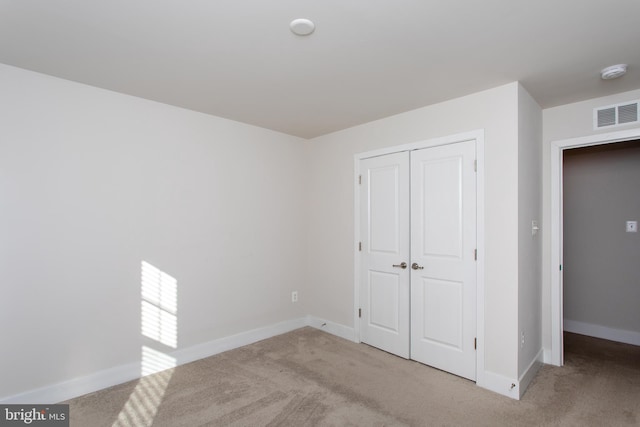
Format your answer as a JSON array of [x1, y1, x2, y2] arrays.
[[359, 152, 410, 358]]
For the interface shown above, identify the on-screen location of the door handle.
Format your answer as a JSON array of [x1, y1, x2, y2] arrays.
[[411, 263, 424, 270], [392, 262, 407, 269]]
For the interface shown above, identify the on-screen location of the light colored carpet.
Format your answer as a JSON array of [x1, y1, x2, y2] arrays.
[[64, 328, 640, 426]]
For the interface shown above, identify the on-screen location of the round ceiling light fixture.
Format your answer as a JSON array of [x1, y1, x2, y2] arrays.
[[600, 64, 628, 80], [290, 18, 315, 36]]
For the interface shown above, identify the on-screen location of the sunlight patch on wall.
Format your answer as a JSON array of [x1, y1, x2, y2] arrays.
[[141, 261, 178, 348], [140, 346, 177, 376], [112, 261, 179, 427]]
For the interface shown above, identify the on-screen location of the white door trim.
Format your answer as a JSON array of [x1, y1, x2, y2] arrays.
[[549, 127, 640, 366], [353, 129, 485, 384]]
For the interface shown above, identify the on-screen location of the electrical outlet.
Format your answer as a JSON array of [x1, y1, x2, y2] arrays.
[[626, 221, 637, 233], [291, 291, 298, 303], [521, 331, 525, 348]]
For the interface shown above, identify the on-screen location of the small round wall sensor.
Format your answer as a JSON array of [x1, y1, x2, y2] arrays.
[[601, 64, 627, 80], [290, 18, 315, 36]]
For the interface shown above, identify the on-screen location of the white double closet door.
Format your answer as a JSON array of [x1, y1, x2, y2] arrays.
[[359, 140, 477, 381]]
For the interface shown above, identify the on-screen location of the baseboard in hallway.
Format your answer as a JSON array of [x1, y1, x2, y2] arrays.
[[564, 319, 640, 346]]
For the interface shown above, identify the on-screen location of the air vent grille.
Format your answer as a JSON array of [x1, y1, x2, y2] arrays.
[[594, 101, 639, 129], [597, 107, 616, 127], [618, 103, 638, 124]]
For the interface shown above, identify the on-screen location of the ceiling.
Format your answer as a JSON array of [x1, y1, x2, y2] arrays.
[[1, 1, 639, 139]]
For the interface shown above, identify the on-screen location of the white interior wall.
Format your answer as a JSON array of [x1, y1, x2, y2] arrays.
[[542, 88, 640, 356], [306, 83, 521, 384], [517, 85, 543, 378], [0, 63, 557, 402], [0, 64, 307, 401]]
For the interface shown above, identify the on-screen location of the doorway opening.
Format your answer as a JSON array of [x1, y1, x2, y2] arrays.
[[549, 127, 640, 366], [563, 141, 640, 349]]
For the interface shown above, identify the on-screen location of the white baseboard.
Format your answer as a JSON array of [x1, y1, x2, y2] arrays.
[[0, 361, 142, 405], [172, 317, 307, 366], [1, 317, 307, 404], [518, 348, 543, 399], [477, 370, 520, 400], [305, 315, 357, 342], [564, 319, 640, 346], [4, 315, 539, 404]]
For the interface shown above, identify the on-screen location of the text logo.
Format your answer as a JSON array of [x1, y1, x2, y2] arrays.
[[0, 405, 68, 426]]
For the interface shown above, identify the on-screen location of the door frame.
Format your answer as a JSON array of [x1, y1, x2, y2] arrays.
[[549, 127, 640, 366], [353, 129, 485, 383]]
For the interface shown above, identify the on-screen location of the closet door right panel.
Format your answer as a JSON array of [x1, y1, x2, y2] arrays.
[[410, 140, 477, 381]]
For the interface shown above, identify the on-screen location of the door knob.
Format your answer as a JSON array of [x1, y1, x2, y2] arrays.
[[392, 262, 407, 269], [411, 263, 424, 270]]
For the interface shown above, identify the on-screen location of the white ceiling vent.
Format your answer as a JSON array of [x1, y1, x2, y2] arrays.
[[594, 101, 639, 129]]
